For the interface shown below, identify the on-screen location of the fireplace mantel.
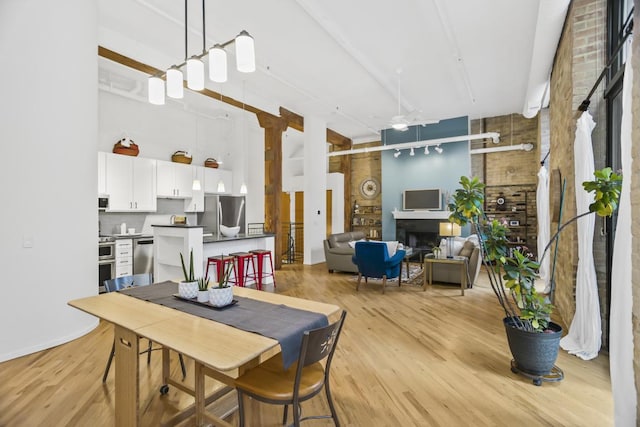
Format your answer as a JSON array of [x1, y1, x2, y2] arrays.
[[391, 210, 450, 220]]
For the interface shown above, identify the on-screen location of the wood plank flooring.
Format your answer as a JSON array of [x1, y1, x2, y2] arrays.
[[0, 263, 613, 426]]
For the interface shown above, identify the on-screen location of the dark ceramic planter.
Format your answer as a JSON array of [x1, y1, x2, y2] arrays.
[[503, 317, 562, 376]]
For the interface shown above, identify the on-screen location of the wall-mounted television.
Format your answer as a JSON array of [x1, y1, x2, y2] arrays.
[[402, 188, 442, 211]]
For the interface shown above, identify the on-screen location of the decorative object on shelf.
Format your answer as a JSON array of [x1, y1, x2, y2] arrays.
[[509, 220, 520, 226], [496, 193, 507, 210], [439, 222, 461, 259], [204, 157, 219, 168], [359, 177, 380, 199], [147, 0, 256, 105], [112, 138, 139, 156], [171, 151, 192, 164]]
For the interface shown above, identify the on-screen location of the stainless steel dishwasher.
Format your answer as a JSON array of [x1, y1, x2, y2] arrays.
[[133, 237, 154, 277]]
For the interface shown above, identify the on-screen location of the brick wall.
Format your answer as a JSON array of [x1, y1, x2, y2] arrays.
[[548, 0, 607, 335]]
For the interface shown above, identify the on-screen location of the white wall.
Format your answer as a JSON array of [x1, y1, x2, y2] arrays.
[[303, 117, 328, 264], [327, 173, 345, 234], [0, 0, 99, 362]]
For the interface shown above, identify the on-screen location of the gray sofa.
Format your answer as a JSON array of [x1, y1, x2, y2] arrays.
[[323, 231, 367, 273], [430, 238, 482, 287]]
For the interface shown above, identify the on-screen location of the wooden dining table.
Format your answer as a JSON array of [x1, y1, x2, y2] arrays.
[[69, 286, 341, 426]]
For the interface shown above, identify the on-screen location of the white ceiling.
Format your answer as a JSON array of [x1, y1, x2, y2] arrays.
[[98, 0, 570, 142]]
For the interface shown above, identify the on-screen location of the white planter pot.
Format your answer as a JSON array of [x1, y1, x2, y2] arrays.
[[209, 286, 233, 307], [178, 281, 198, 299], [197, 290, 209, 303]]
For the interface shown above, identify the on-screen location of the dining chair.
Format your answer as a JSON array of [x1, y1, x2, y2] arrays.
[[102, 274, 187, 383], [234, 311, 347, 427]]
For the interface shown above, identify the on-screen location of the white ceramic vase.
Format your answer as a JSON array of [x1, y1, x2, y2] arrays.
[[197, 290, 209, 303], [178, 281, 198, 299], [209, 286, 233, 307]]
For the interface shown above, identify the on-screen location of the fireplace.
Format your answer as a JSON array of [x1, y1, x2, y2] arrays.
[[396, 219, 441, 251]]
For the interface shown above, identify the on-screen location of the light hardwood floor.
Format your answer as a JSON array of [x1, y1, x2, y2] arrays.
[[0, 263, 613, 426]]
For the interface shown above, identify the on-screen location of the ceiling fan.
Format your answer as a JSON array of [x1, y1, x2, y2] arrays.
[[389, 70, 439, 131]]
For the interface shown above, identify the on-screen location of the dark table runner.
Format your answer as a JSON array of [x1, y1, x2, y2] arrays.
[[119, 281, 328, 369]]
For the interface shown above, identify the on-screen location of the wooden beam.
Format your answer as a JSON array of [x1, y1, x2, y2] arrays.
[[257, 112, 288, 269], [278, 107, 352, 147]]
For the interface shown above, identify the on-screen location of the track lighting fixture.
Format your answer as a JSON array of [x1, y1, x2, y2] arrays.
[[147, 0, 256, 104], [409, 147, 415, 156], [424, 146, 430, 155], [434, 145, 443, 154], [393, 149, 401, 158]]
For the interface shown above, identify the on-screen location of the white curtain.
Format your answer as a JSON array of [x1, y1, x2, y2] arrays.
[[536, 165, 550, 293], [559, 111, 601, 360], [610, 38, 637, 426]]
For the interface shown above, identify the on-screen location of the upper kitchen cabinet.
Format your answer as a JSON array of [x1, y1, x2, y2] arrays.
[[157, 160, 194, 198], [105, 153, 157, 211], [203, 167, 232, 194]]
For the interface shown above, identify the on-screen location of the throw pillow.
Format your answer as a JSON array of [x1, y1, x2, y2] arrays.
[[458, 241, 475, 259], [383, 241, 399, 257]]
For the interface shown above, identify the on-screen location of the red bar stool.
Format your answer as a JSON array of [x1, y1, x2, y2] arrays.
[[248, 249, 276, 290], [205, 255, 236, 284], [229, 252, 255, 288]]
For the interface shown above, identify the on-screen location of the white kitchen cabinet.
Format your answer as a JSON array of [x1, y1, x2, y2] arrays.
[[157, 160, 194, 198], [185, 166, 204, 212], [98, 152, 106, 195], [115, 239, 133, 277], [105, 153, 157, 212], [203, 167, 233, 194]]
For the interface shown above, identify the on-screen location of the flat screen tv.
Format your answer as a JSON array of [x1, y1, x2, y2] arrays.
[[403, 188, 442, 211]]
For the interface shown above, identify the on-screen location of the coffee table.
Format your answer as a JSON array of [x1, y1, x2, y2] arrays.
[[422, 254, 468, 295]]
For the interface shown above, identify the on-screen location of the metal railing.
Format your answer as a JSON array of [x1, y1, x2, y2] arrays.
[[282, 222, 304, 264]]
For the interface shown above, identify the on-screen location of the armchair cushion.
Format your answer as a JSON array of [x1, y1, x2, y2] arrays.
[[323, 231, 367, 273]]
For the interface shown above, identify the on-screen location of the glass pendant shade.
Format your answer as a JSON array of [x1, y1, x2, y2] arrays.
[[192, 179, 202, 191], [186, 56, 205, 90], [148, 76, 165, 105], [217, 180, 226, 193], [208, 45, 228, 82], [239, 183, 248, 194], [235, 30, 256, 73], [166, 66, 184, 98]]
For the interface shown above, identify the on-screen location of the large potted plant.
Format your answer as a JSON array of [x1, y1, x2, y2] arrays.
[[448, 168, 621, 384]]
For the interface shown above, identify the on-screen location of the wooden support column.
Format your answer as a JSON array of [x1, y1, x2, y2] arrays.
[[257, 112, 288, 269]]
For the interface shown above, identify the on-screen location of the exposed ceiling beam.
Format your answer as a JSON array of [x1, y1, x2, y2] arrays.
[[98, 46, 352, 147]]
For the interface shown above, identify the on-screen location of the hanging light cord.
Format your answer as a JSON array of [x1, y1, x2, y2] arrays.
[[202, 0, 206, 54], [184, 0, 188, 61]]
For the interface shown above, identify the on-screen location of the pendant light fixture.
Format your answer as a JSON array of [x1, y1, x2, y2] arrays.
[[147, 0, 256, 104]]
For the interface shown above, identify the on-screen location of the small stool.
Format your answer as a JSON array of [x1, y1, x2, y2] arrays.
[[247, 249, 276, 290], [205, 255, 236, 285], [229, 252, 255, 288]]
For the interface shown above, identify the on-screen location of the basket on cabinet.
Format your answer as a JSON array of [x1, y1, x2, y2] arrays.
[[112, 139, 139, 156], [204, 158, 219, 168], [171, 151, 192, 164]]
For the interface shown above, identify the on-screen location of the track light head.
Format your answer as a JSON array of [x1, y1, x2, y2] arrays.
[[393, 149, 401, 158], [410, 147, 415, 156], [435, 145, 443, 154], [424, 146, 429, 155]]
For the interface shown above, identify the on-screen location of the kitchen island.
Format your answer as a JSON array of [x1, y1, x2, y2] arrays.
[[153, 225, 275, 285]]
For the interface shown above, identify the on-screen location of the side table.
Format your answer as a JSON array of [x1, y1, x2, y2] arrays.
[[423, 254, 469, 295]]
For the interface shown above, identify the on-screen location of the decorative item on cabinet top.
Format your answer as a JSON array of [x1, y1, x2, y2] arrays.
[[171, 151, 192, 164], [204, 158, 219, 168], [112, 138, 139, 156]]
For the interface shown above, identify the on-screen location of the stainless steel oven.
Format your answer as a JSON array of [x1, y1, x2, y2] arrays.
[[98, 237, 116, 293]]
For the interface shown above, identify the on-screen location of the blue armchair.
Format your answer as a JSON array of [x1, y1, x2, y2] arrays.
[[352, 241, 406, 294]]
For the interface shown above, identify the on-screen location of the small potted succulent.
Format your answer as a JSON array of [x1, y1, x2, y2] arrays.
[[209, 261, 234, 307], [196, 277, 210, 303], [178, 249, 198, 299]]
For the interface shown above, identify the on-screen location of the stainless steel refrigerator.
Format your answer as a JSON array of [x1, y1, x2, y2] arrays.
[[199, 195, 246, 235]]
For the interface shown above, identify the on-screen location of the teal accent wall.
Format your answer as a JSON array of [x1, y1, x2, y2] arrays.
[[381, 116, 470, 241]]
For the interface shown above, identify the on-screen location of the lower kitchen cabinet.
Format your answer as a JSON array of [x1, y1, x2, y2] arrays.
[[115, 239, 133, 277]]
